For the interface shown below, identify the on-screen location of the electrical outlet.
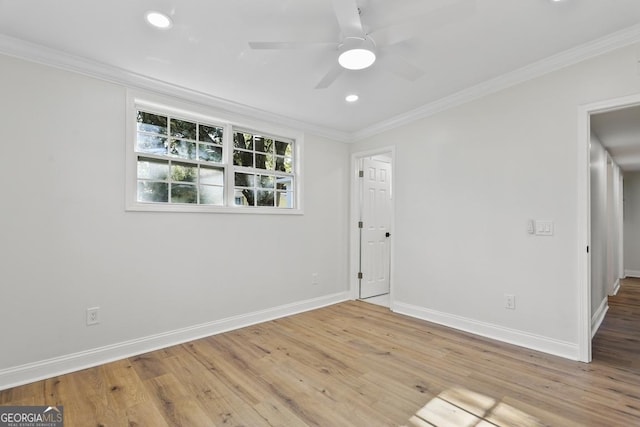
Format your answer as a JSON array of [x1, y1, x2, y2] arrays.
[[86, 307, 100, 326], [504, 294, 515, 310], [311, 273, 319, 286]]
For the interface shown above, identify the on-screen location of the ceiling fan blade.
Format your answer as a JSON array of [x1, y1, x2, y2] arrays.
[[315, 65, 343, 89], [381, 53, 424, 81], [248, 41, 338, 50], [370, 0, 476, 47], [331, 0, 364, 38]]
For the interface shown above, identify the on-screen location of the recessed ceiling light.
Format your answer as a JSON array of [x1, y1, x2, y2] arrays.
[[345, 94, 359, 103], [145, 11, 173, 29], [338, 37, 376, 70]]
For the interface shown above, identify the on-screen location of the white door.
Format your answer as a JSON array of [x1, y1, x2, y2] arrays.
[[359, 157, 392, 298]]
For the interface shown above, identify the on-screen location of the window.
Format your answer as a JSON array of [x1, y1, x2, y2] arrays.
[[233, 131, 294, 208], [127, 93, 302, 213], [136, 111, 225, 205]]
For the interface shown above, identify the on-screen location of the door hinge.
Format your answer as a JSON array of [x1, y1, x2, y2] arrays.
[[357, 272, 363, 279], [587, 245, 589, 253], [358, 221, 363, 228], [358, 170, 364, 178]]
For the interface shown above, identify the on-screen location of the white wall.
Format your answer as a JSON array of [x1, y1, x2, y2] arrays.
[[351, 42, 640, 359], [617, 172, 625, 282], [624, 172, 640, 276], [589, 133, 623, 333], [610, 158, 624, 293], [590, 134, 608, 316], [0, 54, 350, 387]]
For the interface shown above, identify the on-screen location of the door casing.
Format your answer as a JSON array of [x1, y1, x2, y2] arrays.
[[578, 93, 640, 362], [359, 156, 392, 298], [349, 146, 396, 304]]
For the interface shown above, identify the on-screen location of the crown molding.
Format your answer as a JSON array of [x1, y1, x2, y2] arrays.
[[351, 23, 640, 142], [0, 34, 352, 143], [2, 23, 640, 145]]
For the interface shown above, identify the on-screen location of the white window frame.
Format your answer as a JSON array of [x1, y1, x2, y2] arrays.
[[125, 90, 304, 214], [231, 127, 296, 209]]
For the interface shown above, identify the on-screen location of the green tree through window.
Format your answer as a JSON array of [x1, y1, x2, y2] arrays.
[[133, 108, 295, 210]]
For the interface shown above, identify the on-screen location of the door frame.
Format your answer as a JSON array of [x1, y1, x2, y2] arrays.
[[577, 93, 640, 362], [349, 146, 396, 303]]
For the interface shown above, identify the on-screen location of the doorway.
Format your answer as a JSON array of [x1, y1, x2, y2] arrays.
[[578, 93, 640, 362], [350, 147, 395, 307]]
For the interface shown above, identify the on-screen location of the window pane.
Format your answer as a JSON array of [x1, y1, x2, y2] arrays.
[[255, 153, 275, 170], [274, 156, 292, 173], [198, 124, 223, 144], [137, 111, 167, 135], [200, 167, 224, 185], [234, 132, 253, 149], [136, 133, 167, 155], [200, 185, 224, 205], [276, 191, 293, 208], [138, 181, 168, 202], [257, 190, 275, 206], [170, 118, 196, 140], [138, 158, 168, 180], [276, 177, 293, 191], [199, 144, 222, 163], [257, 175, 275, 188], [233, 149, 254, 167], [171, 163, 197, 182], [235, 172, 254, 187], [171, 183, 197, 204], [275, 140, 291, 156], [255, 137, 274, 154], [234, 189, 254, 206], [168, 139, 196, 160]]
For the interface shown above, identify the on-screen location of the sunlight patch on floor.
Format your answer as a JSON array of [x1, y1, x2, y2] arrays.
[[404, 387, 546, 427]]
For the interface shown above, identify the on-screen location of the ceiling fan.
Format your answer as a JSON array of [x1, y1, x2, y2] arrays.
[[248, 0, 474, 89]]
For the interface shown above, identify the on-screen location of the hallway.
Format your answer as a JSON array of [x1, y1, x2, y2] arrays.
[[592, 277, 640, 368]]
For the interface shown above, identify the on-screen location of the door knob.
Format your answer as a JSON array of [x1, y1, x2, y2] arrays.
[[385, 232, 391, 237]]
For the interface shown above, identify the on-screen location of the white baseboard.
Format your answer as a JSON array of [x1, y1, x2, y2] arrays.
[[392, 301, 579, 361], [591, 297, 609, 338], [611, 278, 621, 296], [0, 292, 350, 391], [624, 269, 640, 278]]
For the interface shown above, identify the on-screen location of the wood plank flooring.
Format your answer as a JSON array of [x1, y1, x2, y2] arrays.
[[1, 280, 639, 426]]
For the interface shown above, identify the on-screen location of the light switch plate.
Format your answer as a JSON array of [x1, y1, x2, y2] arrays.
[[535, 220, 553, 236]]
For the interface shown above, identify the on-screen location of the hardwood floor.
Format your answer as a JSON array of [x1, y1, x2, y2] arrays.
[[1, 282, 639, 426], [592, 277, 640, 369]]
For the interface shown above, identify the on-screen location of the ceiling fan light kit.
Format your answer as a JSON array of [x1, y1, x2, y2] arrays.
[[338, 36, 376, 70]]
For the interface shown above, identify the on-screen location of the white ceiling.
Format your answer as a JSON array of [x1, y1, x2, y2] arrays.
[[2, 0, 640, 140], [592, 106, 640, 172]]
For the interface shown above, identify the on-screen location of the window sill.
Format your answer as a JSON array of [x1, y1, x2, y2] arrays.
[[125, 201, 304, 215]]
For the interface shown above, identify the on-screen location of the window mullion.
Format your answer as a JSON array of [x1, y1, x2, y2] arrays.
[[225, 124, 235, 207], [167, 159, 172, 203], [196, 164, 201, 204]]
